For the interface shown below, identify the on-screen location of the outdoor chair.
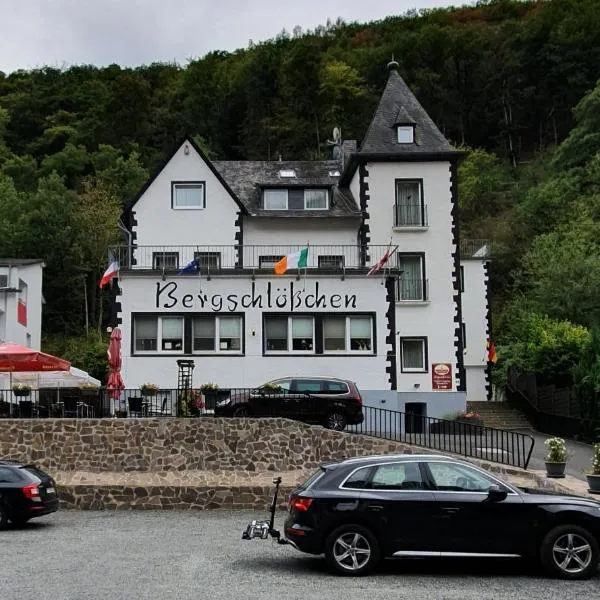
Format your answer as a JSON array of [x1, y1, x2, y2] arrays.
[[146, 395, 173, 417], [127, 396, 146, 417]]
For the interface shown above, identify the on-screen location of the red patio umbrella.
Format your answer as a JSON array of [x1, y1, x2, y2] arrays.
[[106, 327, 125, 401], [0, 342, 70, 372]]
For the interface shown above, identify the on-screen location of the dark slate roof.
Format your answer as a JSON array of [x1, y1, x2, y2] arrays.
[[0, 259, 44, 266], [359, 66, 457, 156], [213, 160, 361, 218]]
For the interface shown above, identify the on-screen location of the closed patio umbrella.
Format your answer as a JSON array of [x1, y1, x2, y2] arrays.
[[106, 327, 125, 415]]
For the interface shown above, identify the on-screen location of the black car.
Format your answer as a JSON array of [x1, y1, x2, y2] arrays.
[[275, 454, 600, 579], [214, 377, 364, 430], [0, 460, 59, 528]]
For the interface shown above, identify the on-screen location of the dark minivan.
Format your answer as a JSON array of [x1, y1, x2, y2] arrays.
[[0, 460, 59, 527], [214, 377, 364, 430]]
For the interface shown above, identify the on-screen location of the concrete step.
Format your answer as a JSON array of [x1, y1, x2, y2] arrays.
[[466, 401, 532, 430]]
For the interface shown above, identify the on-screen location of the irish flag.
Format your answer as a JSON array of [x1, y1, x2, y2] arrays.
[[274, 247, 309, 275]]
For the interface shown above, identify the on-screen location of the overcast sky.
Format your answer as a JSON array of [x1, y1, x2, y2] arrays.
[[0, 0, 463, 74]]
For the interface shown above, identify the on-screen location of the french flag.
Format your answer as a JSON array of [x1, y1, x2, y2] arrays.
[[99, 258, 119, 288]]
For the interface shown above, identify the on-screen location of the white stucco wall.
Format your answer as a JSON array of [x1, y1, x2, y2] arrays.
[[0, 263, 44, 349], [132, 142, 240, 264], [363, 161, 458, 393], [119, 274, 391, 390], [462, 258, 489, 401]]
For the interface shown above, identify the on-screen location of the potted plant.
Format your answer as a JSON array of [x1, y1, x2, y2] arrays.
[[12, 384, 31, 397], [114, 408, 128, 418], [261, 382, 283, 393], [140, 383, 159, 396], [200, 382, 219, 411], [544, 437, 567, 478], [80, 383, 98, 396], [585, 443, 600, 494]]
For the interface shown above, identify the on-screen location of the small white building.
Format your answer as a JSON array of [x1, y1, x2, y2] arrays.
[[111, 62, 491, 419], [0, 259, 44, 349]]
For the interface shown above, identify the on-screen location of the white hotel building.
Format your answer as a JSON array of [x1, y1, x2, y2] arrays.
[[111, 62, 491, 419]]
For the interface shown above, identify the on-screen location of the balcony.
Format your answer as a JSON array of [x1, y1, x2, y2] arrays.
[[395, 277, 429, 302], [393, 204, 428, 228], [110, 245, 402, 274], [460, 239, 491, 259]]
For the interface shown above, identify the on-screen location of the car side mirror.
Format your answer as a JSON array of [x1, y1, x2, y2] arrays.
[[487, 484, 508, 502]]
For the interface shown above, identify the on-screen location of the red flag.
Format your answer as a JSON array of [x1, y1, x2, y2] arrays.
[[487, 339, 498, 363], [367, 246, 393, 276], [99, 259, 119, 288]]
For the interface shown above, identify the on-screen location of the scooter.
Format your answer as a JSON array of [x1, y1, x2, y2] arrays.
[[241, 476, 290, 545]]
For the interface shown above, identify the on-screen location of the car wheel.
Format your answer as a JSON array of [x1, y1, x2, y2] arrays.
[[0, 504, 8, 530], [324, 524, 380, 576], [232, 405, 251, 418], [539, 524, 599, 580], [325, 411, 347, 431]]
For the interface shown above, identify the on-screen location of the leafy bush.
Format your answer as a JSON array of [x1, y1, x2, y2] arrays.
[[42, 332, 108, 382]]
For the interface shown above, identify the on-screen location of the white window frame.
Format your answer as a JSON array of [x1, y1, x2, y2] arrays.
[[264, 315, 315, 354], [172, 182, 205, 210], [397, 125, 415, 144], [192, 315, 242, 354], [396, 254, 425, 301], [304, 189, 329, 210], [263, 189, 288, 210], [134, 315, 184, 354], [323, 316, 374, 354], [400, 337, 427, 373]]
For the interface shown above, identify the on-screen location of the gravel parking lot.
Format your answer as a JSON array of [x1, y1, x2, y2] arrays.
[[2, 510, 598, 600]]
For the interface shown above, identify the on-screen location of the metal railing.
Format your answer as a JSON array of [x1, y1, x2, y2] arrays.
[[0, 388, 535, 469], [109, 244, 403, 272], [393, 204, 428, 227], [460, 239, 491, 259], [395, 277, 428, 302]]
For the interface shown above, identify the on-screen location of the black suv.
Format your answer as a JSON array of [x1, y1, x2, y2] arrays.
[[281, 454, 600, 579], [0, 460, 59, 528], [214, 377, 364, 430]]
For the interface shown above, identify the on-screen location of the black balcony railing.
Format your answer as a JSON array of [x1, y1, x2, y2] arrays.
[[109, 244, 402, 272], [1, 388, 535, 469], [393, 204, 428, 227], [460, 239, 491, 259], [395, 277, 428, 302]]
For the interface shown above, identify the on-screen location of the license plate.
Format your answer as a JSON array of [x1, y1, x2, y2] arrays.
[[46, 487, 55, 495]]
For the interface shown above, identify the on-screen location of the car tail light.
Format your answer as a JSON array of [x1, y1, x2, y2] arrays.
[[350, 384, 363, 405], [22, 484, 42, 502], [289, 497, 314, 512]]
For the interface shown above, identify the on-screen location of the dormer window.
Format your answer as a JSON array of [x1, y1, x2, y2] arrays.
[[262, 188, 329, 211], [397, 125, 415, 144]]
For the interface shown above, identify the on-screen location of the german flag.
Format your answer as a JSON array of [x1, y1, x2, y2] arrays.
[[487, 339, 498, 363]]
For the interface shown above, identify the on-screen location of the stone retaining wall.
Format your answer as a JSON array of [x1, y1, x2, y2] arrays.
[[0, 417, 440, 473]]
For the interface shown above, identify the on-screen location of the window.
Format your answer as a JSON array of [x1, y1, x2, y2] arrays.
[[400, 337, 427, 372], [259, 255, 283, 269], [194, 252, 221, 270], [460, 266, 465, 293], [304, 189, 328, 210], [318, 255, 344, 270], [293, 379, 324, 393], [397, 255, 425, 301], [427, 462, 503, 493], [322, 316, 372, 353], [461, 323, 467, 349], [0, 275, 7, 288], [18, 279, 27, 326], [262, 378, 292, 392], [397, 125, 415, 144], [133, 315, 183, 353], [324, 381, 349, 393], [369, 463, 423, 490], [153, 252, 179, 270], [395, 180, 424, 226], [172, 182, 204, 209], [161, 317, 183, 351], [264, 316, 314, 352], [263, 189, 288, 210], [192, 316, 242, 353], [279, 169, 296, 178], [341, 466, 373, 490], [0, 467, 21, 483]]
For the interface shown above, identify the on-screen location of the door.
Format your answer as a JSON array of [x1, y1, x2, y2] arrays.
[[355, 461, 440, 555], [248, 378, 293, 417], [423, 460, 529, 555]]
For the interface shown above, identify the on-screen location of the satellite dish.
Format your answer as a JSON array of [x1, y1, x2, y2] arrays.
[[332, 127, 341, 144]]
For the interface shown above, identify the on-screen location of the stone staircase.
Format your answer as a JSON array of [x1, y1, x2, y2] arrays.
[[466, 401, 532, 430]]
